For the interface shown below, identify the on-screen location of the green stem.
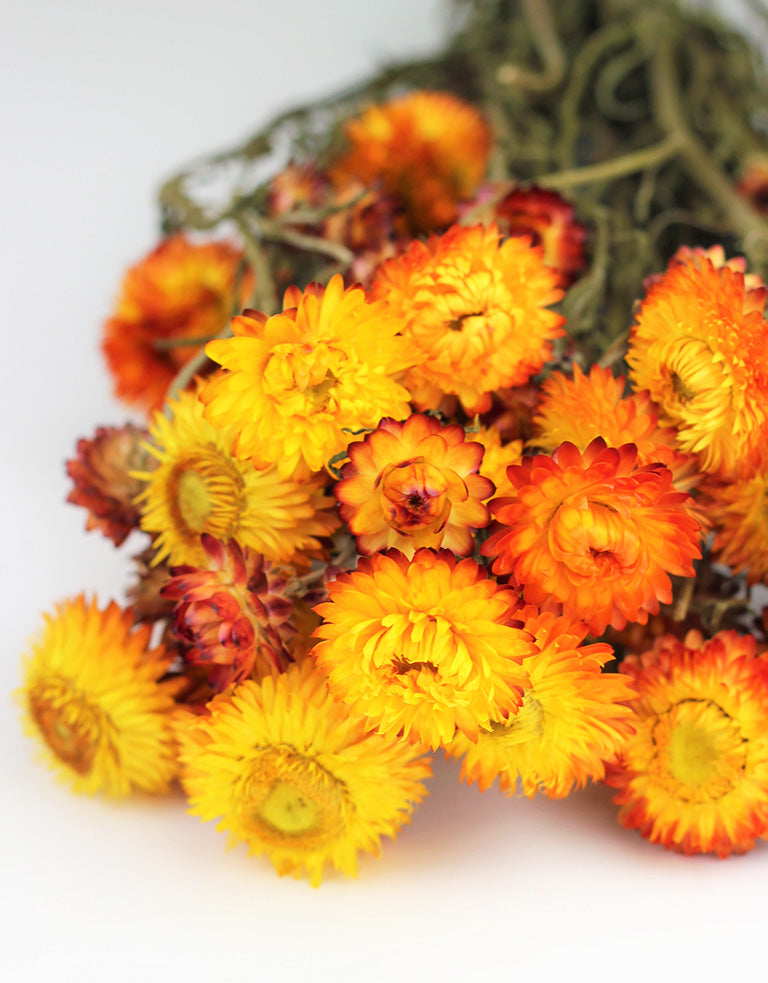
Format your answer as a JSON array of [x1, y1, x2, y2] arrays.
[[534, 133, 683, 190]]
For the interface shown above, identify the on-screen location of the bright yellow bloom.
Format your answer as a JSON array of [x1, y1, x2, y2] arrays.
[[627, 249, 768, 478], [446, 606, 637, 798], [179, 661, 431, 886], [17, 595, 178, 797], [335, 414, 494, 556], [134, 389, 338, 567], [330, 90, 491, 234], [607, 630, 768, 857], [372, 223, 564, 414], [313, 549, 534, 750], [201, 276, 416, 479]]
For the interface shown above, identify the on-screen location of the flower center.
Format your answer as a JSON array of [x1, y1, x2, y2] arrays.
[[651, 698, 747, 802], [238, 745, 350, 848], [262, 342, 346, 411], [658, 337, 730, 421], [28, 677, 103, 775], [169, 449, 244, 539], [490, 695, 545, 746], [380, 459, 450, 533]]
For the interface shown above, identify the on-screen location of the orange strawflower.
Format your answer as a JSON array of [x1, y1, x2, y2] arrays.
[[312, 549, 534, 750], [372, 223, 565, 414], [607, 630, 768, 857], [201, 275, 415, 478], [702, 472, 768, 585], [335, 414, 493, 557], [627, 248, 768, 478], [162, 535, 295, 690], [66, 424, 156, 546], [532, 364, 702, 502], [446, 606, 636, 797], [330, 90, 491, 234], [482, 439, 702, 635], [494, 185, 586, 286], [102, 235, 251, 415]]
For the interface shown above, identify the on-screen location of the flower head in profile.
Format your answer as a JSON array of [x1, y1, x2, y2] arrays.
[[330, 90, 491, 234], [102, 235, 251, 415], [702, 472, 768, 586], [446, 606, 636, 797], [493, 185, 586, 286], [179, 660, 431, 886], [17, 595, 178, 797], [66, 423, 157, 546], [627, 249, 768, 478], [162, 535, 296, 690], [134, 389, 338, 568], [313, 549, 534, 750], [482, 439, 702, 635], [372, 223, 565, 414], [335, 414, 493, 557], [606, 630, 768, 857], [201, 275, 415, 478]]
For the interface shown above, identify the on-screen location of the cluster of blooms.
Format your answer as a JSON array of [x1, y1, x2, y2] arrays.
[[19, 90, 768, 884]]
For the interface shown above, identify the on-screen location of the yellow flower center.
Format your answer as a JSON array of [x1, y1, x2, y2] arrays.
[[380, 459, 450, 533], [237, 745, 350, 848], [28, 677, 105, 775], [651, 699, 747, 802], [169, 449, 244, 539], [262, 342, 347, 411], [490, 695, 545, 746], [549, 498, 639, 578], [658, 336, 731, 424]]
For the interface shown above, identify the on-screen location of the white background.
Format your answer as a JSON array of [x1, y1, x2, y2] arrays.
[[2, 2, 766, 980]]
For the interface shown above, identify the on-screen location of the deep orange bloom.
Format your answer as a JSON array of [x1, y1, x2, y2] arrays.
[[66, 424, 156, 546], [482, 439, 702, 635], [201, 275, 415, 478], [532, 364, 702, 504], [312, 549, 534, 750], [494, 185, 586, 286], [702, 472, 768, 585], [737, 155, 768, 215], [446, 606, 636, 798], [161, 535, 295, 690], [102, 235, 250, 415], [607, 630, 768, 857], [372, 223, 565, 414], [335, 414, 493, 556], [330, 90, 491, 234], [627, 248, 768, 478]]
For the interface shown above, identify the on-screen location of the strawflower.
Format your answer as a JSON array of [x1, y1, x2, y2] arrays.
[[102, 235, 250, 415], [66, 423, 156, 546], [446, 606, 636, 797], [179, 660, 431, 886], [482, 439, 702, 635], [335, 414, 493, 556], [372, 223, 564, 414], [330, 90, 491, 234], [312, 549, 534, 750], [17, 595, 178, 797], [201, 275, 415, 478], [607, 630, 768, 857], [134, 389, 338, 568], [162, 535, 295, 690], [627, 248, 768, 478], [702, 472, 768, 585]]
